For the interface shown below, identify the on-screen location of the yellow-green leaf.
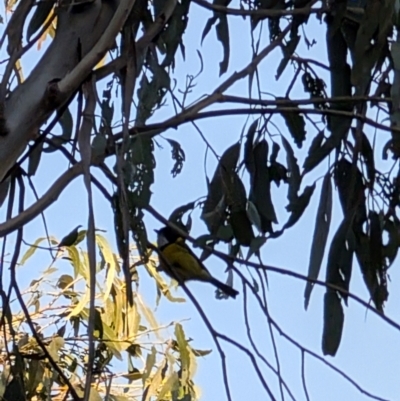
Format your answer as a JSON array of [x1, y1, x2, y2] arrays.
[[19, 237, 48, 266], [96, 234, 116, 301]]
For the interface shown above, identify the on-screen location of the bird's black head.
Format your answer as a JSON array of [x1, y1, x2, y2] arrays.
[[155, 226, 181, 246]]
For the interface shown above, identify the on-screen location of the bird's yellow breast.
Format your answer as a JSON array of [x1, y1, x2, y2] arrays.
[[161, 242, 211, 282]]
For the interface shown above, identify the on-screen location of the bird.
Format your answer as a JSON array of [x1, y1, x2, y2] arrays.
[[155, 225, 239, 299]]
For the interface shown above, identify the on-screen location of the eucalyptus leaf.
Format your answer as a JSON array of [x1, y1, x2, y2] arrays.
[[322, 289, 344, 356], [281, 135, 301, 204], [27, 0, 55, 40], [167, 139, 185, 177], [169, 201, 195, 227], [279, 99, 306, 148], [304, 174, 332, 309], [28, 140, 44, 176]]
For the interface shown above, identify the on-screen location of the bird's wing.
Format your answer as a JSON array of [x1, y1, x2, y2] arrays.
[[162, 242, 211, 282]]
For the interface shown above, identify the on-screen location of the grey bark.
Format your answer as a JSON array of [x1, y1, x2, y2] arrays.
[[0, 0, 119, 181]]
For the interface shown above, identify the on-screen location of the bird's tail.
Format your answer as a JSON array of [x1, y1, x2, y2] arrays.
[[210, 277, 239, 299]]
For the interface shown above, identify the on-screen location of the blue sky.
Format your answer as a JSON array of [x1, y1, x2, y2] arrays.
[[1, 2, 400, 401]]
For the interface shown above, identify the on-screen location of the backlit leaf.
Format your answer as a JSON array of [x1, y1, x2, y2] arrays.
[[20, 237, 49, 265]]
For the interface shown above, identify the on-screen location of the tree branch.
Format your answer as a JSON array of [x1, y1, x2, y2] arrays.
[[193, 0, 326, 18], [0, 163, 83, 237]]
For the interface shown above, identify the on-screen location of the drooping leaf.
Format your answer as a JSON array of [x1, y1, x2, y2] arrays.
[[99, 81, 114, 136], [369, 211, 383, 281], [27, 0, 55, 40], [175, 323, 190, 383], [128, 136, 155, 208], [283, 183, 316, 231], [304, 174, 332, 309], [356, 130, 375, 188], [217, 145, 253, 245], [28, 140, 44, 176], [268, 162, 288, 187], [322, 289, 344, 356], [169, 201, 195, 229], [220, 167, 253, 246], [202, 143, 240, 234], [44, 107, 74, 153], [130, 210, 149, 262], [20, 237, 52, 265], [96, 234, 117, 302], [267, 0, 285, 41], [137, 295, 163, 342], [270, 141, 280, 163], [167, 139, 185, 177], [215, 224, 234, 243], [70, 230, 86, 248], [229, 210, 254, 246], [215, 14, 230, 75], [220, 142, 241, 171], [248, 140, 277, 233], [67, 246, 83, 278], [246, 200, 262, 233], [92, 131, 107, 160], [276, 34, 300, 79], [354, 215, 391, 312], [136, 58, 170, 125], [201, 1, 232, 75], [47, 336, 64, 362], [246, 236, 267, 261], [305, 130, 324, 163], [302, 15, 352, 174], [302, 139, 334, 174], [334, 158, 366, 227], [2, 377, 25, 401], [59, 107, 74, 139], [160, 0, 191, 68], [281, 135, 301, 204], [352, 0, 393, 96], [244, 119, 258, 175], [382, 217, 400, 268], [326, 16, 352, 155], [279, 100, 306, 148], [390, 40, 400, 157], [68, 287, 90, 318], [326, 217, 355, 304], [93, 308, 104, 339], [26, 359, 44, 396]]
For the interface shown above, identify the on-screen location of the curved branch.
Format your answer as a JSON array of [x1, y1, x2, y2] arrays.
[[0, 163, 83, 237], [193, 0, 326, 17], [128, 106, 394, 140]]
